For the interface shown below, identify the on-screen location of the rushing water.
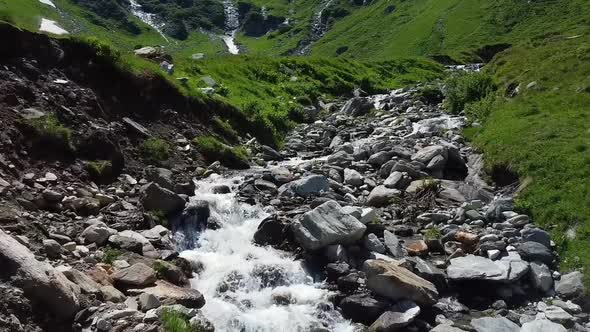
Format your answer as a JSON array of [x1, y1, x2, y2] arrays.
[[128, 0, 169, 42], [178, 174, 354, 332], [222, 0, 240, 54]]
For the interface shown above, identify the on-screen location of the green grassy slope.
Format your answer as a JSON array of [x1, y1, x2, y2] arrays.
[[466, 34, 590, 281], [311, 0, 589, 60]]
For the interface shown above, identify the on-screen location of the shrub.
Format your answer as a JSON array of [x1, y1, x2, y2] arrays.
[[160, 309, 197, 332], [444, 72, 496, 114], [193, 136, 249, 169], [424, 227, 442, 240], [464, 94, 495, 123], [140, 138, 171, 164], [86, 160, 113, 181], [102, 248, 123, 264], [415, 85, 444, 105], [23, 114, 74, 156], [212, 117, 239, 143]]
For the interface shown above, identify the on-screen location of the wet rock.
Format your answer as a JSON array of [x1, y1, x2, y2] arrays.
[[253, 215, 288, 247], [339, 293, 389, 324], [130, 280, 205, 308], [292, 200, 366, 251], [0, 229, 79, 319], [368, 300, 420, 332], [279, 174, 329, 198], [112, 263, 157, 288], [212, 185, 231, 194], [140, 182, 186, 215], [364, 259, 439, 305]]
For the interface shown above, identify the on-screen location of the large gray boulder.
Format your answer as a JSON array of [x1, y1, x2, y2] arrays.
[[112, 263, 157, 288], [368, 301, 420, 332], [555, 271, 585, 300], [129, 280, 205, 308], [140, 182, 186, 215], [447, 255, 509, 282], [363, 259, 439, 305], [520, 319, 567, 332], [292, 201, 366, 251], [278, 174, 329, 198], [341, 97, 373, 116], [366, 185, 401, 207], [145, 167, 174, 191], [470, 317, 519, 332], [411, 145, 447, 164], [0, 230, 79, 319]]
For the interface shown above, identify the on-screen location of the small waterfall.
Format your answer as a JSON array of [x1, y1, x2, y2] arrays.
[[222, 0, 240, 54], [128, 0, 169, 42], [177, 174, 354, 331], [295, 0, 334, 55]]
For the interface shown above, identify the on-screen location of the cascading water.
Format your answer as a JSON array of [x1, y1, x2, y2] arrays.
[[177, 174, 355, 332], [222, 0, 240, 54], [128, 0, 169, 42], [295, 0, 333, 55]]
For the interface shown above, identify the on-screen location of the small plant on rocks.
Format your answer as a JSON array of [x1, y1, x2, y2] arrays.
[[140, 138, 171, 164], [102, 248, 123, 265]]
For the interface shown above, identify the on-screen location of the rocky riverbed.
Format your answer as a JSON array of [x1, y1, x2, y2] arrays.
[[0, 24, 589, 332]]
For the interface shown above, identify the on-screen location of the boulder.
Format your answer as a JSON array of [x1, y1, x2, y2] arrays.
[[112, 263, 157, 288], [139, 292, 161, 312], [364, 233, 386, 253], [364, 259, 439, 305], [529, 262, 553, 292], [447, 255, 508, 282], [145, 167, 174, 191], [383, 230, 406, 258], [517, 241, 555, 266], [129, 280, 205, 308], [344, 168, 364, 187], [470, 317, 519, 332], [366, 185, 401, 207], [341, 97, 373, 116], [368, 301, 420, 332], [140, 182, 186, 215], [411, 145, 447, 164], [81, 223, 113, 246], [0, 230, 79, 319], [100, 285, 126, 303], [521, 228, 551, 248], [278, 174, 329, 198], [339, 293, 389, 324], [292, 200, 366, 251], [253, 215, 288, 247], [520, 320, 567, 332], [43, 239, 63, 259], [61, 267, 101, 295], [555, 271, 585, 300]]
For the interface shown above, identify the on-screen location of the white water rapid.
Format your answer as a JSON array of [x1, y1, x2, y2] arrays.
[[179, 174, 354, 332], [128, 0, 169, 42], [222, 0, 240, 54]]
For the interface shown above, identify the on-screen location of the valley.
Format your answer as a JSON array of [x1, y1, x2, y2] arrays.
[[0, 0, 589, 331]]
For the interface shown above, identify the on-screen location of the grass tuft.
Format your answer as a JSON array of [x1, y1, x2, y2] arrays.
[[140, 138, 171, 165], [193, 136, 249, 169]]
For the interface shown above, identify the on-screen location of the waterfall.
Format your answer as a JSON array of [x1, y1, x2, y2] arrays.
[[177, 174, 354, 331], [128, 0, 169, 42], [222, 0, 240, 54]]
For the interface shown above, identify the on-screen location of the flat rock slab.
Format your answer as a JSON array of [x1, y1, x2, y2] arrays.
[[470, 317, 520, 332], [364, 259, 439, 306], [292, 200, 366, 251], [447, 255, 509, 282]]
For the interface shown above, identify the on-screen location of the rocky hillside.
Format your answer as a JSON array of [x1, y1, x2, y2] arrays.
[[0, 20, 588, 332]]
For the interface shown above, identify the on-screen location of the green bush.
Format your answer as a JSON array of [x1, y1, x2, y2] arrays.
[[140, 138, 171, 164], [444, 72, 496, 114], [86, 160, 113, 180], [102, 248, 123, 264], [211, 117, 239, 143], [464, 94, 495, 123], [415, 85, 444, 105], [24, 114, 74, 155], [193, 136, 249, 169], [160, 309, 199, 332]]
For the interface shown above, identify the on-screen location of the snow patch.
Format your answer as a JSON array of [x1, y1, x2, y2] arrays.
[[39, 19, 68, 35]]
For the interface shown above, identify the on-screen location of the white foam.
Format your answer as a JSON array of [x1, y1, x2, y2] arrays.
[[179, 174, 354, 332], [39, 19, 68, 35], [38, 0, 56, 8]]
